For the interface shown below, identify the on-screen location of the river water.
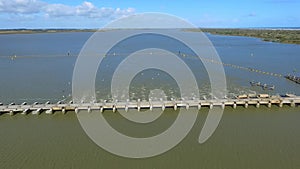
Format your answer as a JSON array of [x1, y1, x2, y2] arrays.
[[0, 31, 299, 169]]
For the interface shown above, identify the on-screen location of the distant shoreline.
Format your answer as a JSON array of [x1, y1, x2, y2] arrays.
[[1, 28, 300, 45], [197, 28, 300, 45], [0, 29, 98, 34]]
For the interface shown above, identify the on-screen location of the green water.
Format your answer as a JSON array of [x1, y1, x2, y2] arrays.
[[1, 106, 299, 169]]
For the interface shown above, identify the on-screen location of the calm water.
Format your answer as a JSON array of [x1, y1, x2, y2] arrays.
[[0, 108, 300, 169], [0, 31, 299, 103], [0, 31, 300, 169]]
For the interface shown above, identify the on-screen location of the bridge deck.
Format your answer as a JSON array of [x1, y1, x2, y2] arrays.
[[0, 95, 299, 115]]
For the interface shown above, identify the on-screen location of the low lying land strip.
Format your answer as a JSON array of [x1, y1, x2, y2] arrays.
[[199, 28, 300, 45]]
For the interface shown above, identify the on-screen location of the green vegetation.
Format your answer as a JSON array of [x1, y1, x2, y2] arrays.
[[191, 28, 300, 45]]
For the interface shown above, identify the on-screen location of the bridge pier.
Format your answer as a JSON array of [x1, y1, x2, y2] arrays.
[[256, 102, 260, 108], [162, 104, 166, 111], [45, 108, 53, 114], [244, 102, 248, 108], [9, 110, 14, 116], [32, 108, 42, 115], [137, 99, 141, 112], [279, 102, 283, 108], [268, 102, 272, 108], [174, 104, 177, 111], [113, 105, 116, 113], [22, 108, 30, 115], [291, 101, 295, 107], [233, 102, 237, 109], [209, 103, 213, 109], [198, 103, 201, 110], [62, 108, 66, 114], [186, 103, 189, 110]]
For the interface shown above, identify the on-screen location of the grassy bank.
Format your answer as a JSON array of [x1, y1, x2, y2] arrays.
[[197, 28, 300, 45]]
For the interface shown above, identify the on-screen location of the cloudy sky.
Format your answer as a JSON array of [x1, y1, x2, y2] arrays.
[[0, 0, 299, 28]]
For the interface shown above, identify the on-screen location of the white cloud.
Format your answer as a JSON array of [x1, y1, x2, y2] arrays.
[[0, 0, 135, 19], [44, 4, 75, 17], [44, 1, 135, 19], [0, 0, 45, 14]]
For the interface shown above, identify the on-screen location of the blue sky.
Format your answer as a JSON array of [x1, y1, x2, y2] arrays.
[[0, 0, 299, 28]]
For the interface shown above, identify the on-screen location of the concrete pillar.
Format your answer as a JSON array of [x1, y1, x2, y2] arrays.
[[137, 99, 141, 112], [221, 103, 225, 109], [198, 104, 201, 110], [9, 110, 14, 116], [62, 108, 66, 114], [137, 105, 141, 112], [88, 107, 91, 113], [174, 104, 177, 111], [162, 104, 165, 111], [256, 102, 260, 108], [22, 108, 29, 115], [245, 102, 248, 108], [113, 105, 116, 113], [45, 108, 53, 114], [100, 107, 104, 113], [125, 105, 128, 112], [268, 102, 272, 108], [186, 103, 189, 110], [33, 108, 42, 115], [233, 103, 237, 109], [279, 102, 283, 108], [291, 101, 295, 107], [210, 103, 213, 109], [75, 108, 79, 114]]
